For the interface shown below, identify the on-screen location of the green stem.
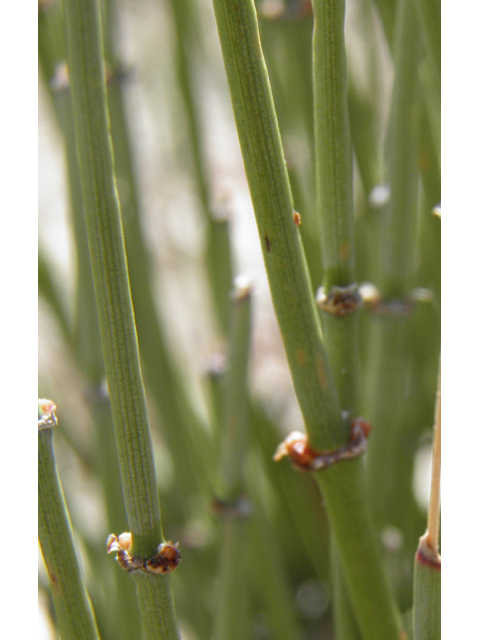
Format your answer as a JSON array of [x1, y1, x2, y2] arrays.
[[62, 0, 179, 636], [378, 0, 420, 297], [211, 0, 345, 453], [313, 0, 354, 289], [220, 280, 253, 500], [210, 1, 402, 637], [413, 534, 440, 640], [331, 538, 362, 640], [312, 4, 362, 635], [246, 453, 307, 640], [39, 425, 101, 640], [213, 281, 253, 638], [212, 518, 251, 640], [365, 0, 422, 539]]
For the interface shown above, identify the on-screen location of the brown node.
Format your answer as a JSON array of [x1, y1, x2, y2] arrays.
[[293, 211, 301, 226], [339, 242, 350, 261], [273, 418, 371, 472], [107, 533, 181, 575], [210, 496, 252, 519], [316, 284, 362, 317], [145, 542, 182, 574]]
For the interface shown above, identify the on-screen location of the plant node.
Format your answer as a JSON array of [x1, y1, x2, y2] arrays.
[[273, 418, 371, 472], [316, 284, 362, 317], [210, 496, 253, 519], [38, 399, 58, 431], [107, 533, 181, 574]]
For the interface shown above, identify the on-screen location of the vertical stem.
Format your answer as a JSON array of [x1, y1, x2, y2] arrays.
[[62, 0, 179, 636], [39, 421, 101, 640], [313, 0, 354, 290], [210, 1, 403, 637], [365, 0, 421, 536], [312, 3, 364, 636], [213, 281, 253, 639], [211, 0, 346, 453], [427, 362, 441, 552]]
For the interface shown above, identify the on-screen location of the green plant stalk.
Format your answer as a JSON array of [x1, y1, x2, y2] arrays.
[[246, 454, 307, 640], [312, 3, 362, 634], [213, 283, 253, 639], [413, 537, 440, 640], [313, 0, 354, 290], [106, 76, 218, 500], [212, 518, 251, 640], [39, 428, 101, 640], [318, 460, 401, 639], [211, 0, 345, 453], [365, 0, 422, 538], [39, 12, 143, 636], [378, 0, 420, 298], [211, 1, 402, 637], [413, 0, 440, 86], [62, 0, 179, 637], [331, 539, 362, 640], [220, 282, 252, 499], [100, 0, 219, 500]]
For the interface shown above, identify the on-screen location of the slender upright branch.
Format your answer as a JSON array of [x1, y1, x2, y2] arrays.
[[312, 4, 363, 634], [212, 0, 346, 453], [62, 0, 179, 636], [38, 401, 101, 640], [213, 280, 253, 639], [313, 0, 354, 290], [210, 1, 402, 637]]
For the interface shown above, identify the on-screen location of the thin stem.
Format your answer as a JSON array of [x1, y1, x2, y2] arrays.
[[313, 0, 354, 289], [219, 280, 253, 499], [427, 361, 441, 552], [210, 1, 403, 637], [378, 0, 420, 298], [312, 4, 362, 636], [212, 0, 346, 453], [38, 419, 101, 640], [213, 281, 253, 639], [62, 0, 179, 636], [364, 0, 422, 541]]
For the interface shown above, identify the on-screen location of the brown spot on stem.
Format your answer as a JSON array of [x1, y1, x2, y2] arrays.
[[418, 148, 431, 171], [296, 348, 307, 367], [315, 355, 329, 393], [339, 242, 350, 261], [264, 235, 271, 252], [293, 211, 301, 226]]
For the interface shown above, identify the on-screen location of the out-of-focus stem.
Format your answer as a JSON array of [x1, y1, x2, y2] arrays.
[[427, 362, 441, 552]]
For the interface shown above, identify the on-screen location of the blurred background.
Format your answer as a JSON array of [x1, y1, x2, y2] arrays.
[[39, 0, 440, 637]]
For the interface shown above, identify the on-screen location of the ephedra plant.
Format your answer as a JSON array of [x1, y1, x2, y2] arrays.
[[38, 0, 440, 638]]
